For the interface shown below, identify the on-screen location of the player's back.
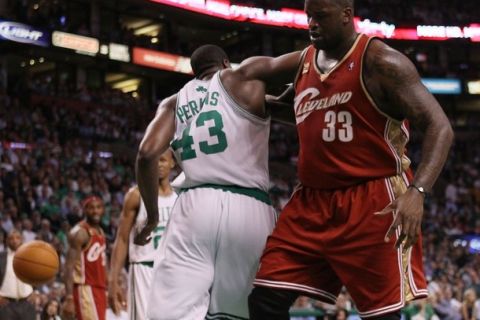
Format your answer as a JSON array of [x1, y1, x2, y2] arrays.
[[172, 72, 270, 191]]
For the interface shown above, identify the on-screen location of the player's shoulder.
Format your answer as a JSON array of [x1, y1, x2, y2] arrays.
[[69, 224, 90, 245], [126, 185, 141, 200], [156, 94, 178, 115], [365, 38, 417, 79], [126, 185, 140, 196], [123, 186, 141, 208], [180, 77, 208, 93]]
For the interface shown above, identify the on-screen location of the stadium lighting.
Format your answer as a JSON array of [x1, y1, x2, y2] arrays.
[[149, 0, 480, 42]]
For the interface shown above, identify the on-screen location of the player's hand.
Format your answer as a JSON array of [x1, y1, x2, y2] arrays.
[[61, 295, 76, 319], [108, 281, 126, 315], [375, 187, 424, 250], [134, 220, 158, 246]]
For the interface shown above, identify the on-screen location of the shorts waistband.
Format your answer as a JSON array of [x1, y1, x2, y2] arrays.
[[2, 296, 28, 302], [130, 261, 154, 268], [180, 184, 272, 205]]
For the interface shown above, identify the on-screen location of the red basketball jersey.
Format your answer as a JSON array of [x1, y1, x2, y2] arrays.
[[73, 221, 107, 288], [294, 34, 411, 189]]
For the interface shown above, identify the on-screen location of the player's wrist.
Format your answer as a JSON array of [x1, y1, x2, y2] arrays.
[[408, 184, 428, 197]]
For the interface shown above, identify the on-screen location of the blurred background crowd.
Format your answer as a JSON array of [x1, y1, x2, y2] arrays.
[[0, 0, 480, 319]]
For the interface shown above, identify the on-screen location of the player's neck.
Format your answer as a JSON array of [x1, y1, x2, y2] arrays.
[[84, 219, 100, 229], [158, 179, 173, 196], [323, 31, 358, 61]]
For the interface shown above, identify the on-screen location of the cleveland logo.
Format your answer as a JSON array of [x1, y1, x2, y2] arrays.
[[294, 88, 352, 124], [86, 242, 106, 263]]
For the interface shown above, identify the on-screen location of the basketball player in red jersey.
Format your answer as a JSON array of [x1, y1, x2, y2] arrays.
[[63, 196, 107, 320], [230, 0, 454, 319]]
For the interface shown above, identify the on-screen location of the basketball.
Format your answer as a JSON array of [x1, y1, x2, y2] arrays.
[[13, 240, 60, 286]]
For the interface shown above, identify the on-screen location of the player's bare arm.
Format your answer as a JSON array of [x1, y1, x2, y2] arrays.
[[135, 94, 176, 245], [366, 40, 454, 250], [266, 84, 296, 125], [109, 187, 141, 314], [220, 52, 302, 118], [237, 51, 303, 84], [63, 227, 89, 318]]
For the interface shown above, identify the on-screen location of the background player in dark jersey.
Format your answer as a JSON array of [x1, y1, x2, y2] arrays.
[[63, 196, 107, 320], [241, 0, 454, 319]]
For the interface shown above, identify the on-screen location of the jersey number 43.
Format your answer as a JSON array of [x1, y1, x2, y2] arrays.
[[172, 110, 228, 160]]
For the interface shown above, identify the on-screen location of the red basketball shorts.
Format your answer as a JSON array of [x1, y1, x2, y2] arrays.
[[254, 173, 428, 318], [73, 284, 107, 320]]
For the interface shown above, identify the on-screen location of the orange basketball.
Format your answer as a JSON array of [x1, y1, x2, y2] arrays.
[[13, 240, 60, 286]]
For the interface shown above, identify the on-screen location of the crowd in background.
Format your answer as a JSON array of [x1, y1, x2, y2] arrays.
[[0, 1, 479, 319], [1, 74, 480, 319]]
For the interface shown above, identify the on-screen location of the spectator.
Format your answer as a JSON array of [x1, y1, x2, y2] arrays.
[[22, 218, 36, 243], [461, 289, 478, 320], [40, 299, 61, 320], [0, 230, 35, 320]]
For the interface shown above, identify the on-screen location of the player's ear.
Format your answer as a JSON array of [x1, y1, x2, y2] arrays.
[[342, 6, 353, 24], [223, 59, 231, 69]]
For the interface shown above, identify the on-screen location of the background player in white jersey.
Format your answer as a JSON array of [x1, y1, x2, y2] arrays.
[[134, 44, 296, 319], [108, 151, 177, 320]]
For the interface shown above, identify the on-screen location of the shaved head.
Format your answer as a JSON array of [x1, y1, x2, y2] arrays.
[[190, 45, 230, 78], [311, 0, 353, 8]]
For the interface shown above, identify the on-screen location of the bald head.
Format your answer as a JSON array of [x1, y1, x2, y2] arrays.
[[307, 0, 353, 9], [323, 0, 353, 7]]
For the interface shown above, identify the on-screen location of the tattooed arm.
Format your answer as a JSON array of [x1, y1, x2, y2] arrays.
[[364, 40, 454, 249]]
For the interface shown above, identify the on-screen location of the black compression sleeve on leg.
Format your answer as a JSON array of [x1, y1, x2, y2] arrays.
[[367, 310, 402, 320], [248, 286, 299, 320]]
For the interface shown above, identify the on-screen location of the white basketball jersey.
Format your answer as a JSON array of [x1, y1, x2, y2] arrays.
[[129, 191, 177, 263], [172, 71, 270, 191]]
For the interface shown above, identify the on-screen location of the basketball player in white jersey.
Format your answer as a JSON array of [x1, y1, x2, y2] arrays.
[[108, 151, 177, 320], [134, 44, 295, 319]]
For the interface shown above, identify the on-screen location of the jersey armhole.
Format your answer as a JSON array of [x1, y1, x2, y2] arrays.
[[217, 71, 271, 125], [78, 224, 92, 251], [173, 94, 179, 134], [293, 47, 310, 89], [360, 37, 403, 124]]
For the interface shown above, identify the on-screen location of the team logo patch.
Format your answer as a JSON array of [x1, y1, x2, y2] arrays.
[[302, 62, 310, 74], [348, 61, 355, 71], [196, 86, 207, 93]]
